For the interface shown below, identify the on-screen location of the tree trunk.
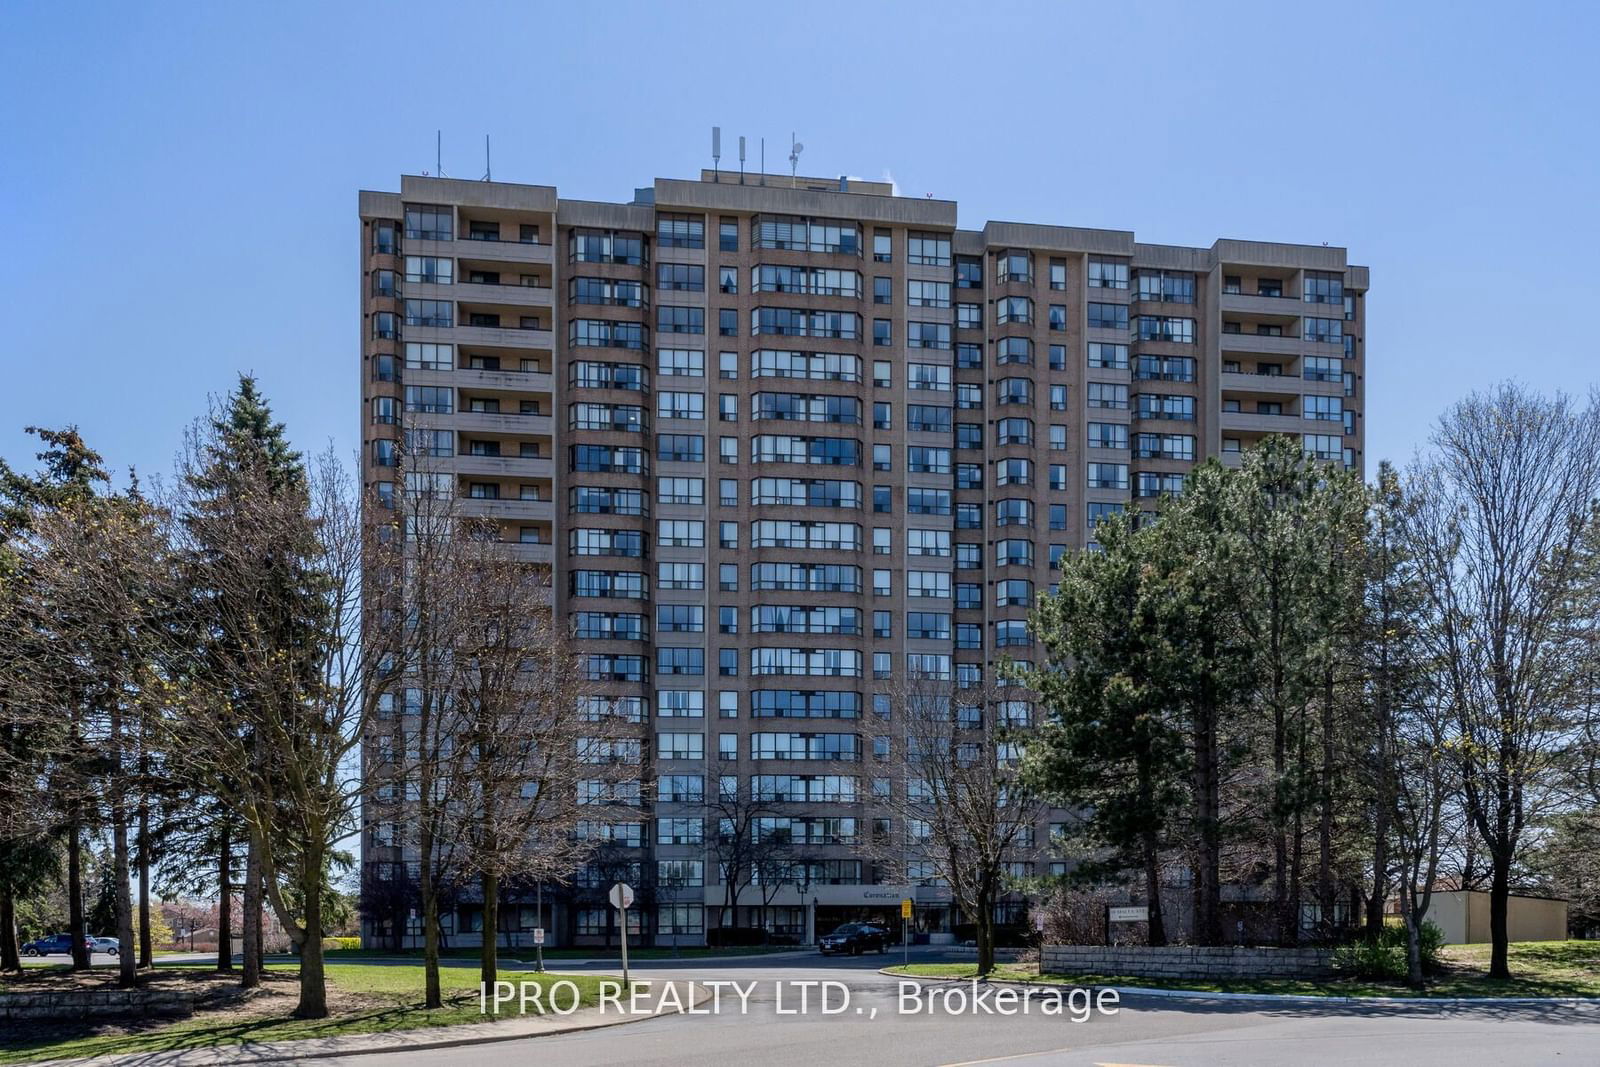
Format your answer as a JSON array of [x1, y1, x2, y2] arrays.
[[480, 870, 499, 987], [1138, 757, 1167, 947], [241, 829, 262, 988], [111, 707, 137, 987], [1367, 809, 1389, 938], [1489, 848, 1511, 979], [217, 822, 233, 971], [974, 888, 995, 976], [67, 821, 89, 971], [137, 754, 152, 968], [1400, 886, 1425, 989], [0, 886, 20, 972], [1191, 667, 1223, 946], [1318, 670, 1335, 938], [294, 849, 328, 1018], [420, 834, 442, 1010]]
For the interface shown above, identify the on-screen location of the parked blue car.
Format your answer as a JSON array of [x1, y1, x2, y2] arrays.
[[21, 933, 94, 956]]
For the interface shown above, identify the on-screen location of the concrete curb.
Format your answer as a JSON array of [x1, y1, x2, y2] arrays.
[[877, 968, 1600, 1007], [25, 985, 710, 1067]]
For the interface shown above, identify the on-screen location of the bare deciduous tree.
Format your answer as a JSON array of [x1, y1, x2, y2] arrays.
[[1405, 384, 1600, 978], [866, 673, 1045, 975]]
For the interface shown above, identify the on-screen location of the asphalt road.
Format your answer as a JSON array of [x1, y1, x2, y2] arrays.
[[315, 950, 1600, 1067]]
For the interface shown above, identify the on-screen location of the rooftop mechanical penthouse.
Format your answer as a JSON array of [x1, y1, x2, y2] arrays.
[[357, 170, 1368, 950]]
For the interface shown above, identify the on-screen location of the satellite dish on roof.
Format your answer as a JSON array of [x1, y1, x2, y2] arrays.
[[789, 133, 804, 186]]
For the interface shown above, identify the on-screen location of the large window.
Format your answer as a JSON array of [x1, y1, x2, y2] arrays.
[[1135, 316, 1195, 343], [751, 215, 860, 255], [907, 232, 951, 266], [570, 229, 645, 265], [1088, 259, 1128, 289], [657, 213, 705, 249], [1087, 303, 1129, 331]]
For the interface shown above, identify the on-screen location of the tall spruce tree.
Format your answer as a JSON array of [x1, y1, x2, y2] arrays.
[[177, 376, 324, 988], [1025, 513, 1189, 945]]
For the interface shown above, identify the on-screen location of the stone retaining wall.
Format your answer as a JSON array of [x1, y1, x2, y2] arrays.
[[1040, 944, 1334, 980], [0, 989, 195, 1020]]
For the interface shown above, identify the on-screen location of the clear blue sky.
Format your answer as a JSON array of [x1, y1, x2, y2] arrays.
[[2, 1, 1596, 483]]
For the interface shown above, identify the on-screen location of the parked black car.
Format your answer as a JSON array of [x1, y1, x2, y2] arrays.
[[21, 933, 95, 956], [818, 922, 889, 955]]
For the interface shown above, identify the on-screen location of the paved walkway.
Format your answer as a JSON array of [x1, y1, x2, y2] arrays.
[[28, 989, 708, 1067]]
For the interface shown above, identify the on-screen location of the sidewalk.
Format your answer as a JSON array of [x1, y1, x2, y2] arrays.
[[27, 990, 708, 1067]]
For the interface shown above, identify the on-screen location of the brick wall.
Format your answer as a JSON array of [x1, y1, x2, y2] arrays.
[[1040, 944, 1333, 980]]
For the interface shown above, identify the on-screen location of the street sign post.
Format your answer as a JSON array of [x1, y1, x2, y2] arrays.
[[901, 898, 912, 966], [610, 882, 635, 986]]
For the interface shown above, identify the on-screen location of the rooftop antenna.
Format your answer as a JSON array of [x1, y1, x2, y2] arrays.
[[738, 135, 746, 185], [435, 130, 445, 178], [483, 135, 492, 182], [712, 126, 721, 183], [760, 138, 766, 186], [788, 133, 804, 188]]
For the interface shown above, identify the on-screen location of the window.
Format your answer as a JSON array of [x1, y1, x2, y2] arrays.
[[1049, 384, 1068, 410], [657, 563, 704, 590], [908, 363, 951, 391], [657, 477, 704, 504], [657, 519, 704, 548], [1305, 317, 1343, 344], [658, 391, 705, 420], [995, 498, 1032, 528], [1087, 462, 1129, 490], [658, 306, 705, 335], [1049, 424, 1068, 450], [657, 213, 704, 249], [873, 444, 891, 471], [754, 264, 863, 297], [719, 219, 738, 251], [1048, 304, 1067, 330], [996, 337, 1032, 365], [1134, 355, 1196, 382], [1088, 382, 1128, 409], [907, 322, 951, 350], [874, 318, 892, 347], [658, 348, 704, 377], [1088, 259, 1128, 289], [1133, 433, 1196, 461], [1136, 271, 1196, 304], [1087, 303, 1128, 331], [752, 215, 860, 255], [752, 350, 861, 382], [873, 230, 892, 262], [1304, 271, 1344, 304], [570, 319, 647, 349], [1134, 394, 1196, 421], [1306, 395, 1344, 422], [1088, 342, 1129, 370], [996, 297, 1032, 325], [404, 203, 451, 240], [719, 309, 737, 336], [656, 647, 704, 676], [1088, 501, 1126, 529], [719, 437, 737, 463], [1049, 261, 1067, 290], [751, 307, 859, 339], [1136, 471, 1186, 498], [956, 257, 982, 288], [908, 280, 951, 308], [404, 299, 451, 327], [720, 351, 738, 379], [907, 231, 951, 266], [570, 229, 645, 266], [996, 418, 1033, 446], [1088, 422, 1129, 450], [996, 378, 1032, 406], [657, 262, 705, 292], [1135, 315, 1195, 343], [957, 303, 982, 330], [655, 605, 704, 634]]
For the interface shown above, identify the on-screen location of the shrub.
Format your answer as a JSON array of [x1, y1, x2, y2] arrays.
[[1333, 919, 1443, 980]]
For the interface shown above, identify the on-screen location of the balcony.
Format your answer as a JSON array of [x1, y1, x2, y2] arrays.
[[1219, 409, 1303, 435], [404, 367, 553, 394], [407, 279, 554, 307], [454, 455, 555, 480], [1219, 332, 1302, 358], [1219, 371, 1305, 395], [405, 234, 554, 267], [450, 411, 554, 436], [502, 541, 554, 565], [456, 497, 554, 523], [1220, 291, 1303, 317]]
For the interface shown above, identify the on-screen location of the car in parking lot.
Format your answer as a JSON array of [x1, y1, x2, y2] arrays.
[[21, 933, 95, 956], [817, 922, 889, 955]]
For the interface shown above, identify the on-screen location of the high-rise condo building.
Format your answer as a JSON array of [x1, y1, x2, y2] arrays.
[[358, 170, 1368, 949]]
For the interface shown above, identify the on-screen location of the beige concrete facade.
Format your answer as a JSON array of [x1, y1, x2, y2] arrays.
[[1419, 891, 1569, 945], [358, 172, 1368, 949]]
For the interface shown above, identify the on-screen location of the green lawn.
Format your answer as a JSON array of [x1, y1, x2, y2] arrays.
[[888, 940, 1600, 999], [323, 944, 797, 961], [0, 963, 616, 1066]]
